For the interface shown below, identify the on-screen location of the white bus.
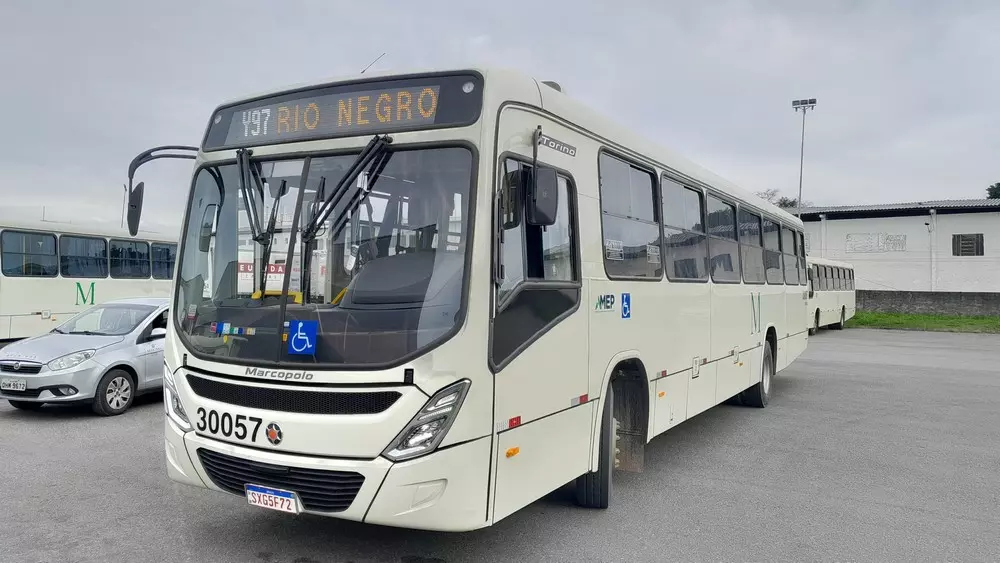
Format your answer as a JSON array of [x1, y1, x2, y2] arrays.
[[126, 66, 810, 532], [805, 256, 857, 333], [0, 218, 177, 342]]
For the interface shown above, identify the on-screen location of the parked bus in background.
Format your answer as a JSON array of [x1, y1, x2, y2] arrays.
[[806, 256, 856, 333], [124, 66, 810, 532], [0, 218, 177, 343]]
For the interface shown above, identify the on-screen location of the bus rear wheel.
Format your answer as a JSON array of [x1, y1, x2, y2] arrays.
[[809, 311, 819, 335], [831, 308, 845, 330], [740, 343, 773, 408], [575, 384, 616, 509]]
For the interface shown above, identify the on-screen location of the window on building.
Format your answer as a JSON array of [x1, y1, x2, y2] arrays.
[[599, 152, 661, 279], [110, 239, 151, 279], [60, 235, 109, 278], [1, 230, 58, 277], [762, 218, 783, 284], [151, 243, 177, 280], [661, 177, 708, 280], [952, 234, 984, 257], [738, 208, 765, 283]]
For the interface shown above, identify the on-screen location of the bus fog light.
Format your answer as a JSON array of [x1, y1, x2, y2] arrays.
[[383, 380, 470, 462]]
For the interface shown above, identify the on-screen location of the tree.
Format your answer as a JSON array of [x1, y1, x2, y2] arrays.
[[753, 189, 811, 209], [754, 189, 780, 204], [988, 183, 1000, 199]]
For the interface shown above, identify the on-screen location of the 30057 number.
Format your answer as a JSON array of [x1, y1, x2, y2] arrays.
[[195, 408, 262, 442]]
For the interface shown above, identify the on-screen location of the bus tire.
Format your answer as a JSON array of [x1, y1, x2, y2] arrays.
[[741, 343, 773, 408], [809, 310, 819, 335], [831, 308, 845, 330], [575, 384, 616, 509]]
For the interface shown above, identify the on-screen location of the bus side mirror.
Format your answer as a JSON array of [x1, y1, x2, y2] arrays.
[[526, 167, 559, 227], [127, 182, 145, 236], [198, 204, 219, 252]]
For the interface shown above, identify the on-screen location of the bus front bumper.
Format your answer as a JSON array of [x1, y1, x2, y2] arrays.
[[165, 417, 491, 532]]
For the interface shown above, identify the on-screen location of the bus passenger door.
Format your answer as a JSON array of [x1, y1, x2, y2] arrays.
[[489, 118, 590, 523]]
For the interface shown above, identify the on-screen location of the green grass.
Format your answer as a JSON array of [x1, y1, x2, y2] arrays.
[[845, 311, 1000, 333]]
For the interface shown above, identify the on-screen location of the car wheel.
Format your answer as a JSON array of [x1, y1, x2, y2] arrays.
[[8, 400, 44, 411], [92, 369, 135, 416]]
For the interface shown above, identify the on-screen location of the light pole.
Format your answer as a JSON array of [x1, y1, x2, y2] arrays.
[[792, 98, 816, 218]]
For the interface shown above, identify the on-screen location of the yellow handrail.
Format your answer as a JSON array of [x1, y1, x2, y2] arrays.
[[250, 289, 303, 304]]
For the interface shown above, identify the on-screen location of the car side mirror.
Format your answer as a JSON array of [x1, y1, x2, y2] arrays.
[[526, 166, 559, 227], [150, 327, 167, 340]]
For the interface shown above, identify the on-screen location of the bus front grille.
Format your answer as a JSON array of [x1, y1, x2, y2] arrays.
[[196, 448, 365, 513], [186, 374, 401, 415]]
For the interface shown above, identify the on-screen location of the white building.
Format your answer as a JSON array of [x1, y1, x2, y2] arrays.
[[800, 199, 1000, 292]]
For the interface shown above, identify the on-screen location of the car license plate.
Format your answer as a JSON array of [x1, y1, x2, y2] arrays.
[[0, 378, 26, 392], [245, 484, 300, 514]]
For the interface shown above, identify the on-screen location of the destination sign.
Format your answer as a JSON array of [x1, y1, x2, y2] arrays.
[[202, 73, 483, 150]]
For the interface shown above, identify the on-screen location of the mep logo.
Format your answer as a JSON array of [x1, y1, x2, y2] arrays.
[[594, 293, 616, 312], [75, 282, 95, 306]]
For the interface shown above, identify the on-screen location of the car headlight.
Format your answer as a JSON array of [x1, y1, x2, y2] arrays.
[[382, 379, 470, 462], [47, 350, 96, 371], [163, 366, 192, 431]]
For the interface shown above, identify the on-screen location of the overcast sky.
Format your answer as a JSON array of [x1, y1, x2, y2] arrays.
[[2, 0, 997, 233]]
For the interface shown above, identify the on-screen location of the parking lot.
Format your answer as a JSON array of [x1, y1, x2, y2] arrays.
[[2, 328, 998, 563]]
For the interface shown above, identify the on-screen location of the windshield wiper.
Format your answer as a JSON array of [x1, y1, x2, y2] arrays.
[[236, 148, 293, 300], [256, 180, 288, 298], [300, 135, 392, 242], [297, 134, 393, 301], [69, 330, 109, 336], [236, 148, 266, 243]]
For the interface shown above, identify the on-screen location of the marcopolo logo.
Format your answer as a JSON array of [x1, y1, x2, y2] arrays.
[[245, 367, 314, 381]]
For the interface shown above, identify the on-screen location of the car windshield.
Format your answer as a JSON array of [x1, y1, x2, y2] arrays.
[[56, 303, 157, 336], [174, 145, 474, 368]]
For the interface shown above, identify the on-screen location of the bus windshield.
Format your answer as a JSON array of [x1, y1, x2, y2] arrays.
[[174, 145, 474, 368]]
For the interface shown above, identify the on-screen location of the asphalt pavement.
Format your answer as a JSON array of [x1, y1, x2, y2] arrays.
[[2, 328, 998, 562]]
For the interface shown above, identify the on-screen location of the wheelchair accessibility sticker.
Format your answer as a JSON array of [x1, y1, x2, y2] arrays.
[[287, 320, 318, 355], [621, 293, 631, 319]]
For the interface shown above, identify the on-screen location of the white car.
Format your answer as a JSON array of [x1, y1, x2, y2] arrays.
[[0, 297, 169, 415]]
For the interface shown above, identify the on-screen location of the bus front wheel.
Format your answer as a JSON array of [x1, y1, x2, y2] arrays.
[[575, 384, 616, 509]]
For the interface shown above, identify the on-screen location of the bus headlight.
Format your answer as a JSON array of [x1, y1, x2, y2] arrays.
[[163, 366, 192, 431], [382, 379, 471, 462]]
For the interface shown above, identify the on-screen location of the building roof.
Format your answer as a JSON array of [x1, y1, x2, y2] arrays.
[[800, 199, 1000, 221]]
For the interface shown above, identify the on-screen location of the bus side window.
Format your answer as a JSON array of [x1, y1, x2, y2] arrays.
[[497, 158, 577, 303], [491, 157, 580, 367], [598, 152, 661, 279]]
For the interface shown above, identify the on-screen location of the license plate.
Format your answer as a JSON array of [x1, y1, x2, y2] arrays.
[[245, 484, 300, 514], [0, 378, 26, 392]]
